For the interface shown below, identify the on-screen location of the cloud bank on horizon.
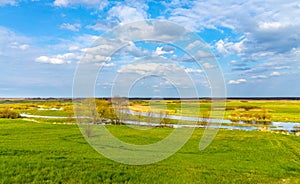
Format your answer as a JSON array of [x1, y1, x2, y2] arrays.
[[0, 0, 300, 97]]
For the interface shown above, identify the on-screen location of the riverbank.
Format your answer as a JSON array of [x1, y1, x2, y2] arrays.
[[19, 113, 300, 134]]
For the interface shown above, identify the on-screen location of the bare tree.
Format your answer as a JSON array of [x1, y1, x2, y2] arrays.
[[82, 98, 99, 124], [73, 102, 83, 124], [158, 111, 168, 127], [74, 98, 97, 138], [137, 111, 142, 125], [146, 110, 153, 125], [110, 96, 129, 125]]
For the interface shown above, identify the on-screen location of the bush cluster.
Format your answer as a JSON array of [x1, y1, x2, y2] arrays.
[[229, 110, 271, 124], [0, 109, 20, 119]]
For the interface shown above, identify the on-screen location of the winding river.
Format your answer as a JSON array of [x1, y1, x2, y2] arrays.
[[20, 112, 300, 133]]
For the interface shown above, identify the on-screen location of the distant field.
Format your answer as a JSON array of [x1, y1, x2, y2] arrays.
[[130, 99, 300, 122], [0, 119, 299, 183], [226, 100, 300, 122], [0, 99, 74, 117], [1, 99, 300, 122]]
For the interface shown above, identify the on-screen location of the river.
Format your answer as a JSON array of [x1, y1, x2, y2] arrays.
[[20, 112, 300, 133]]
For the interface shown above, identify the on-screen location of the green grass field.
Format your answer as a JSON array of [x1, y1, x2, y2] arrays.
[[0, 118, 299, 183], [130, 99, 300, 122]]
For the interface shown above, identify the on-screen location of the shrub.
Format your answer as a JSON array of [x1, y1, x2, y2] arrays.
[[0, 108, 20, 119], [228, 110, 271, 124]]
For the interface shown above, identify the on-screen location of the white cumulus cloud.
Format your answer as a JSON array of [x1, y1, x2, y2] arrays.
[[54, 0, 108, 9], [270, 71, 281, 76], [155, 47, 174, 55], [228, 79, 247, 85], [216, 39, 245, 56], [108, 5, 147, 24], [35, 53, 78, 64], [251, 75, 267, 79], [184, 68, 203, 73]]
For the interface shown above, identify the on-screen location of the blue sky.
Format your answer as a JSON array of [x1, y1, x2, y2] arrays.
[[0, 0, 300, 97]]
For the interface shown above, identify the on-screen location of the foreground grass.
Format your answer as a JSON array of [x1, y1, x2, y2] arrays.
[[0, 119, 300, 183]]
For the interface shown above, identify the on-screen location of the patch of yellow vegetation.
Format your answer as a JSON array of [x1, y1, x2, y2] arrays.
[[130, 105, 150, 112], [249, 108, 263, 111], [23, 118, 39, 123]]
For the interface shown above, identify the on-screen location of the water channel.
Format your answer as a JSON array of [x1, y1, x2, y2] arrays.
[[20, 111, 300, 133]]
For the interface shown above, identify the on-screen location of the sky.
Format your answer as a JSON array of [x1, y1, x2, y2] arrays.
[[0, 0, 300, 98]]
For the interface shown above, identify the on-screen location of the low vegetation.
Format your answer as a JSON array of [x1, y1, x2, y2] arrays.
[[0, 119, 299, 183], [0, 108, 20, 119], [228, 109, 272, 124], [1, 98, 300, 123], [129, 99, 300, 123]]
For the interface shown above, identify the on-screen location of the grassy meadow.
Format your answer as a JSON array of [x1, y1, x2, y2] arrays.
[[130, 99, 300, 123], [0, 99, 300, 183], [0, 118, 300, 183]]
